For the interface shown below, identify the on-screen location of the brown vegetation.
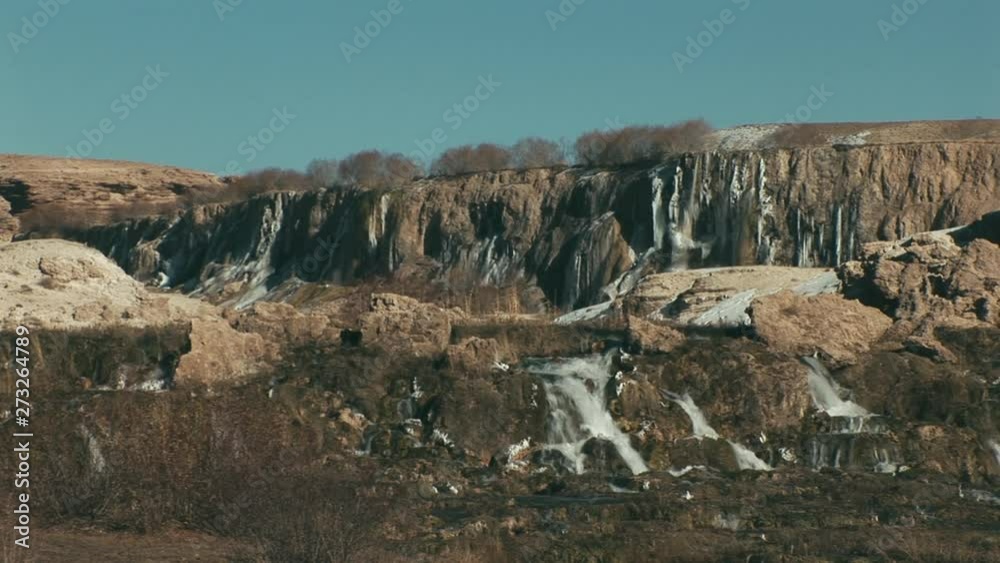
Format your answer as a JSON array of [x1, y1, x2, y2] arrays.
[[431, 143, 514, 176], [337, 150, 422, 189], [574, 119, 712, 166]]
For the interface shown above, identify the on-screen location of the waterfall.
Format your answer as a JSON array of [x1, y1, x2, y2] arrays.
[[801, 357, 906, 472], [801, 357, 870, 419], [529, 354, 648, 475], [652, 175, 667, 251], [662, 390, 772, 471], [662, 391, 719, 440]]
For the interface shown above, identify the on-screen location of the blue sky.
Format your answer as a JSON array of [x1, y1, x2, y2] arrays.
[[2, 0, 997, 174]]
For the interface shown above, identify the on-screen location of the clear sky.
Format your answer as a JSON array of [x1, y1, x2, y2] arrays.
[[2, 0, 997, 174]]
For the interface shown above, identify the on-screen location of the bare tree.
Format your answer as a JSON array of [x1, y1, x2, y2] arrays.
[[338, 150, 423, 189], [511, 137, 566, 169], [574, 120, 712, 166], [430, 143, 513, 176], [306, 158, 340, 188]]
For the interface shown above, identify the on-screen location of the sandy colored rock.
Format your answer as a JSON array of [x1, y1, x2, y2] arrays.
[[229, 301, 340, 344], [840, 211, 1000, 360], [749, 292, 892, 365], [0, 154, 224, 232], [625, 316, 684, 354], [359, 293, 463, 357], [0, 197, 16, 242], [446, 337, 509, 372], [0, 239, 274, 385], [175, 317, 274, 386], [625, 266, 840, 328]]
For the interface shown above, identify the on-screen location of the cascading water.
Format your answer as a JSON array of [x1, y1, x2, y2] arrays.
[[802, 356, 871, 419], [662, 390, 772, 471], [801, 357, 903, 472], [529, 353, 648, 475], [652, 175, 667, 252]]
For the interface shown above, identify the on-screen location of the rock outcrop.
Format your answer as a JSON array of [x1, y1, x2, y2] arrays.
[[749, 292, 892, 365], [0, 154, 223, 226], [34, 130, 997, 312], [840, 211, 1000, 360], [0, 239, 274, 387], [358, 293, 463, 357], [0, 197, 16, 242]]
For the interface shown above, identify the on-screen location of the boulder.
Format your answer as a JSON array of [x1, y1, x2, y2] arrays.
[[749, 292, 892, 365], [359, 293, 463, 357], [0, 239, 275, 386], [840, 211, 1000, 360], [174, 317, 275, 387]]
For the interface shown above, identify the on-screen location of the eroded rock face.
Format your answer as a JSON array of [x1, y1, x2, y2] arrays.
[[359, 293, 463, 357], [840, 211, 1000, 360], [0, 239, 274, 387], [623, 266, 839, 327], [0, 154, 224, 224], [174, 317, 275, 387], [0, 197, 16, 243], [749, 292, 892, 366], [625, 316, 684, 354], [59, 140, 1000, 312]]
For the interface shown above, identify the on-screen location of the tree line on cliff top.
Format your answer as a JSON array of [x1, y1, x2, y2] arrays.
[[20, 119, 712, 232], [232, 119, 712, 193]]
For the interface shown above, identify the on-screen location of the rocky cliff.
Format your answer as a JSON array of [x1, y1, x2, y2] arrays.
[[64, 140, 1000, 311]]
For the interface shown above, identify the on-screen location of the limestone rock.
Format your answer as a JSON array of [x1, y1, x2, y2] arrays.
[[359, 293, 463, 357], [0, 197, 16, 243], [175, 318, 275, 387], [446, 337, 509, 372], [625, 316, 684, 354], [625, 266, 840, 328], [749, 292, 892, 365], [840, 211, 1000, 360], [0, 239, 275, 386]]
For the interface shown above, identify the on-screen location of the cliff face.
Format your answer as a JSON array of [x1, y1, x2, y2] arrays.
[[71, 142, 1000, 311]]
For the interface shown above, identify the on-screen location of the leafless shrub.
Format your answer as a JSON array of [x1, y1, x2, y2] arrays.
[[511, 137, 567, 169], [574, 119, 712, 166], [306, 158, 340, 188], [338, 150, 422, 189], [431, 143, 514, 176], [766, 123, 828, 147]]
